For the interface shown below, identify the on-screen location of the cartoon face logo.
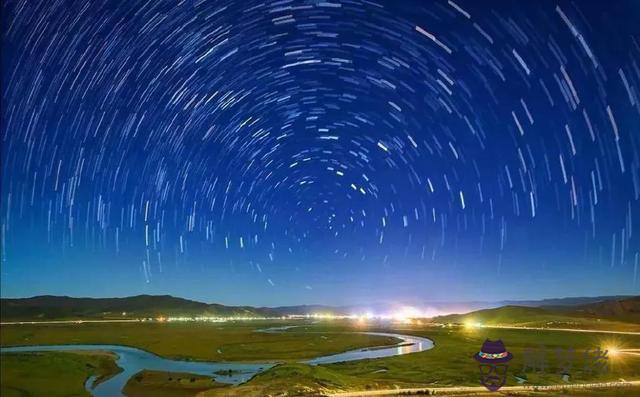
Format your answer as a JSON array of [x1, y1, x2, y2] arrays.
[[473, 339, 513, 391]]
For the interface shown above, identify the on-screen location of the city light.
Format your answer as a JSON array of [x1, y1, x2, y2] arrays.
[[138, 308, 445, 325], [464, 319, 483, 329]]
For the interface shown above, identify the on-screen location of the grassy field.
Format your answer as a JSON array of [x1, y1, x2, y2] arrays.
[[199, 363, 372, 397], [0, 320, 399, 362], [1, 320, 639, 396], [0, 351, 121, 397], [200, 322, 640, 396], [323, 323, 640, 387], [123, 370, 226, 397]]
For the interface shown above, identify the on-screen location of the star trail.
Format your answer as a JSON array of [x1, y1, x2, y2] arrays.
[[1, 0, 639, 305]]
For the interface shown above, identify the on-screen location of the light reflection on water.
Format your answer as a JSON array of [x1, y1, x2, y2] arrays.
[[305, 332, 434, 365], [1, 331, 434, 396], [1, 344, 271, 397]]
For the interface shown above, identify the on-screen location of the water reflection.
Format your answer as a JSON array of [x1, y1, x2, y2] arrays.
[[1, 331, 434, 395], [305, 332, 434, 365]]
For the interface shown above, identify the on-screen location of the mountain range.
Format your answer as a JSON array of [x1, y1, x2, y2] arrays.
[[1, 294, 637, 322], [0, 295, 278, 320]]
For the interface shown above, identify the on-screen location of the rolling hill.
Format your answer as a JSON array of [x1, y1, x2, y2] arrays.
[[565, 296, 640, 322], [499, 295, 633, 307], [431, 296, 640, 330], [0, 295, 278, 320]]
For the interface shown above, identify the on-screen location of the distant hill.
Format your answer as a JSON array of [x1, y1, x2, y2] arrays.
[[431, 296, 640, 330], [268, 304, 351, 316], [562, 296, 640, 322], [418, 295, 635, 315], [0, 295, 278, 321], [2, 294, 638, 323], [268, 296, 635, 317], [500, 295, 634, 307], [433, 305, 559, 325]]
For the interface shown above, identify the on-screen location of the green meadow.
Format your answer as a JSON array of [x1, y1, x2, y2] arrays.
[[0, 351, 121, 397], [123, 370, 226, 397], [325, 324, 640, 387], [198, 322, 640, 396], [0, 321, 399, 362], [1, 319, 639, 396]]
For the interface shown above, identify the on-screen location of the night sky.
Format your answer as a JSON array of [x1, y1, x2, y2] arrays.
[[2, 0, 639, 306]]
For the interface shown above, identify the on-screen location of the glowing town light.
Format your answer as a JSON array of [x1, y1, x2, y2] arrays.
[[464, 319, 483, 329]]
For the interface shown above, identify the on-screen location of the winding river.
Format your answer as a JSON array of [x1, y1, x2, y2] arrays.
[[0, 328, 433, 397]]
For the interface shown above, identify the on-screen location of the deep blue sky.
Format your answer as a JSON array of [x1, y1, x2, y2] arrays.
[[2, 0, 639, 306]]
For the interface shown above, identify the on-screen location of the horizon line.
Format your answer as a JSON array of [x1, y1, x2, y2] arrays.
[[1, 292, 635, 308]]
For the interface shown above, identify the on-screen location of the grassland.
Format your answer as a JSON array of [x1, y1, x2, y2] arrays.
[[1, 319, 639, 396], [0, 320, 399, 362], [0, 351, 121, 397], [198, 363, 371, 397], [123, 370, 225, 397], [322, 323, 640, 387], [199, 322, 640, 396]]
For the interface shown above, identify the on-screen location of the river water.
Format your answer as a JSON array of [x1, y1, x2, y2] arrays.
[[0, 330, 433, 397]]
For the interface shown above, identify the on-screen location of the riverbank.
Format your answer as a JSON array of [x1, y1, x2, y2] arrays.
[[0, 351, 122, 397], [2, 320, 639, 397], [0, 330, 433, 397], [0, 320, 400, 362]]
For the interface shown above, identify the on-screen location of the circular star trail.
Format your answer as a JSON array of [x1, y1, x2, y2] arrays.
[[2, 0, 639, 302]]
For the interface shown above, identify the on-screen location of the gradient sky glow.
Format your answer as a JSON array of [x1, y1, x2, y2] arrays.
[[2, 0, 639, 306]]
